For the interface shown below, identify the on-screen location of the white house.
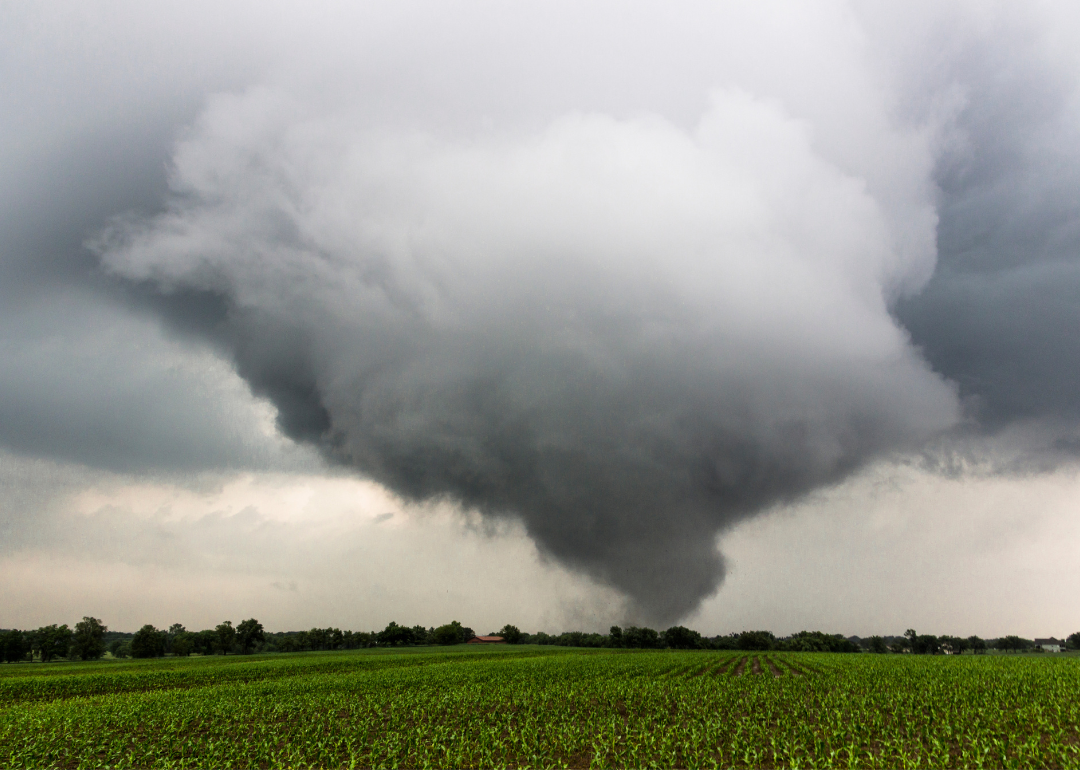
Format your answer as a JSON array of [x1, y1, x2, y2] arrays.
[[1034, 637, 1064, 652]]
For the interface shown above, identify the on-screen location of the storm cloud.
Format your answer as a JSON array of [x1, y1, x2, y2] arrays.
[[3, 1, 1080, 623], [94, 85, 958, 622]]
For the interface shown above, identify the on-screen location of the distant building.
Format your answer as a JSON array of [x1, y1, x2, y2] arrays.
[[467, 635, 505, 644], [1034, 638, 1064, 652]]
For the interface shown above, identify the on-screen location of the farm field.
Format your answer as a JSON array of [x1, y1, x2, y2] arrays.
[[1, 646, 1078, 769]]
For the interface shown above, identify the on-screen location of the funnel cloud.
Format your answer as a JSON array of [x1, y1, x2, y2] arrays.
[[97, 88, 958, 622]]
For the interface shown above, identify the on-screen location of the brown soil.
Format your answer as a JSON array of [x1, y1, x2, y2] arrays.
[[731, 656, 747, 676]]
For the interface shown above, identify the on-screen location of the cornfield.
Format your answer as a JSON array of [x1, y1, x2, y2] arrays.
[[1, 646, 1077, 768]]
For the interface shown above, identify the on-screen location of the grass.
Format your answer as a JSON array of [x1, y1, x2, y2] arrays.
[[2, 646, 1079, 768]]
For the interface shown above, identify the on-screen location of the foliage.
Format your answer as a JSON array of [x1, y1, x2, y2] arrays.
[[70, 617, 107, 661], [866, 635, 888, 654], [131, 625, 167, 659], [215, 622, 236, 655], [497, 624, 522, 644], [622, 626, 661, 648], [170, 633, 194, 657], [997, 635, 1033, 653], [235, 619, 265, 654], [0, 631, 30, 664], [432, 621, 468, 646], [30, 625, 73, 662], [737, 630, 777, 651], [662, 625, 703, 649], [1067, 632, 1080, 651]]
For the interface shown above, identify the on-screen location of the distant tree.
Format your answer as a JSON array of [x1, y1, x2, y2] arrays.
[[912, 634, 940, 655], [623, 627, 661, 649], [967, 635, 986, 654], [131, 625, 166, 658], [663, 626, 702, 650], [433, 621, 466, 646], [867, 636, 888, 654], [32, 624, 73, 662], [165, 624, 186, 653], [997, 635, 1031, 653], [1067, 632, 1080, 651], [608, 626, 623, 647], [171, 632, 194, 657], [235, 619, 265, 654], [215, 621, 236, 655], [378, 621, 415, 646], [344, 631, 375, 649], [904, 629, 917, 651], [109, 639, 131, 659], [193, 629, 217, 656], [939, 635, 967, 655], [737, 631, 776, 651], [498, 625, 523, 644], [70, 617, 107, 661], [1, 630, 30, 663], [781, 631, 858, 653], [708, 634, 739, 651]]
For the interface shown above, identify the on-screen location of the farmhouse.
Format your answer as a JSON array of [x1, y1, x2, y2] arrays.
[[1034, 638, 1064, 652], [467, 635, 505, 644]]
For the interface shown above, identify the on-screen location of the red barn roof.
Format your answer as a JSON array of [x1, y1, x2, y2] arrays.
[[467, 635, 505, 643]]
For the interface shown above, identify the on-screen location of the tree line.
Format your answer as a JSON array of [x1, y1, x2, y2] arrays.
[[3, 619, 1077, 662]]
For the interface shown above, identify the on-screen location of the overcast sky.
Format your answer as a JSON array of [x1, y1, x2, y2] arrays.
[[2, 1, 1079, 638]]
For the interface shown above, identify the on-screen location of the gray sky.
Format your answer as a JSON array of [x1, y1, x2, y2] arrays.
[[1, 1, 1079, 637]]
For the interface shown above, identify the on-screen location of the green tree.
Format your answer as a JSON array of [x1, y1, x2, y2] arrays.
[[904, 629, 917, 651], [109, 639, 131, 659], [71, 616, 107, 660], [623, 626, 661, 649], [32, 624, 73, 662], [432, 621, 466, 645], [663, 626, 702, 649], [498, 624, 523, 644], [1067, 632, 1080, 651], [235, 619, 265, 654], [378, 621, 417, 646], [997, 635, 1031, 653], [171, 632, 194, 657], [165, 624, 186, 653], [912, 634, 940, 654], [737, 630, 776, 651], [131, 625, 166, 658], [867, 636, 888, 654], [967, 635, 987, 654], [1, 630, 30, 663], [215, 621, 236, 654], [608, 626, 623, 647], [193, 629, 217, 655]]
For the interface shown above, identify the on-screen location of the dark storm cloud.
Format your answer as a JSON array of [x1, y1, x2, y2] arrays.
[[94, 88, 958, 622], [899, 88, 1080, 430], [5, 1, 1080, 622]]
